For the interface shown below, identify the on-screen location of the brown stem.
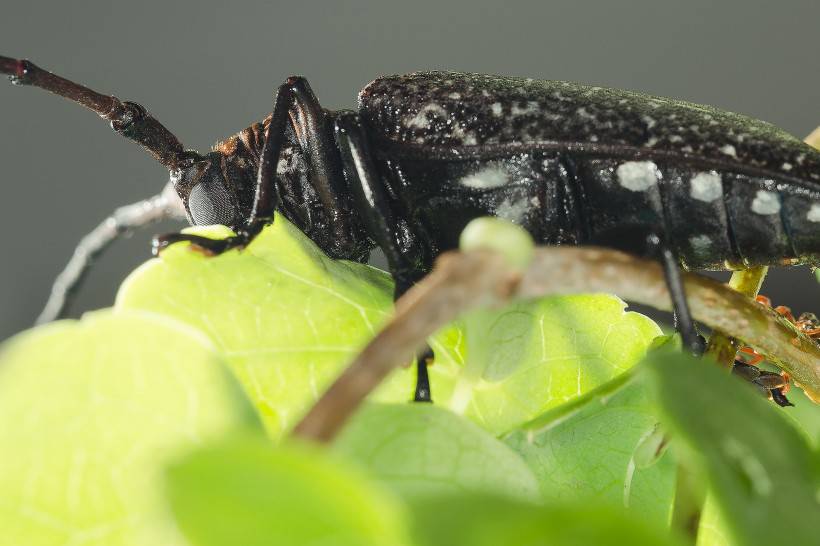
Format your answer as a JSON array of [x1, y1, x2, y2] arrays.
[[293, 246, 820, 443]]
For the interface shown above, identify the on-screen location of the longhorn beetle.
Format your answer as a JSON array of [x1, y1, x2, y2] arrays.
[[3, 56, 820, 403]]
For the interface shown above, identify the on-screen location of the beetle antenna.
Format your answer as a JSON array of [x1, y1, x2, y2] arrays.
[[0, 55, 189, 170], [36, 182, 187, 324]]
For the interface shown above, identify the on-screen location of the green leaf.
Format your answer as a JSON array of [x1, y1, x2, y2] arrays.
[[0, 309, 254, 546], [696, 494, 734, 546], [446, 295, 662, 434], [166, 434, 411, 546], [644, 350, 820, 546], [117, 218, 661, 438], [407, 493, 686, 546], [503, 371, 676, 522], [116, 219, 402, 439], [333, 403, 539, 502], [784, 386, 820, 449]]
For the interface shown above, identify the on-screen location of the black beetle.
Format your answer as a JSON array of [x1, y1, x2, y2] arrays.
[[3, 58, 820, 401]]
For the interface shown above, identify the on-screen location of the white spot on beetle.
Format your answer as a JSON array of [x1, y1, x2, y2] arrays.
[[576, 106, 594, 119], [641, 115, 657, 129], [451, 124, 477, 145], [406, 103, 447, 129], [448, 92, 461, 99], [669, 135, 684, 143], [751, 190, 781, 215], [689, 235, 712, 255], [807, 204, 820, 223], [496, 197, 529, 224], [644, 137, 659, 147], [460, 166, 509, 189], [690, 171, 723, 202], [781, 162, 793, 171], [796, 153, 806, 166], [616, 161, 660, 192], [490, 102, 503, 116], [681, 145, 694, 153], [720, 144, 738, 158]]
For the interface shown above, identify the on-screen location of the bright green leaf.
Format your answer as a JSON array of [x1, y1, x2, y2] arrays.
[[166, 434, 411, 546], [116, 218, 403, 439], [117, 217, 661, 439], [696, 494, 734, 546], [782, 386, 820, 449], [333, 403, 539, 502], [0, 309, 253, 546], [645, 350, 820, 546], [446, 295, 662, 434], [503, 371, 676, 523], [407, 493, 686, 546]]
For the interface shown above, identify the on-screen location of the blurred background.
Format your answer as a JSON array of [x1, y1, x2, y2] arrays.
[[1, 0, 818, 340]]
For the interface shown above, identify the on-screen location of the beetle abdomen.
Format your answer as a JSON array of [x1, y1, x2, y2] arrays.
[[361, 71, 820, 269], [382, 152, 820, 270], [571, 157, 820, 269], [359, 71, 820, 185]]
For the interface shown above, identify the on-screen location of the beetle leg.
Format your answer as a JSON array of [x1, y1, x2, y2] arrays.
[[736, 297, 799, 406], [154, 77, 296, 255], [770, 388, 794, 407], [334, 112, 433, 402], [731, 359, 761, 382], [414, 347, 434, 403], [649, 235, 705, 356]]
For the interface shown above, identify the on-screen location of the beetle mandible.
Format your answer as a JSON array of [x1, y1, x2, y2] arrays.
[[3, 56, 820, 402]]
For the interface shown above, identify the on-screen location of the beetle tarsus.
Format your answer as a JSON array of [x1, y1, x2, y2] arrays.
[[731, 359, 793, 407], [770, 388, 794, 407], [414, 346, 434, 403], [152, 231, 248, 257]]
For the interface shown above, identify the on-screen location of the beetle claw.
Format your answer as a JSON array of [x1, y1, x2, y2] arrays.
[[151, 232, 247, 257], [732, 357, 793, 407]]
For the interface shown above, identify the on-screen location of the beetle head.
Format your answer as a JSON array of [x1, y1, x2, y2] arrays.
[[171, 151, 257, 229]]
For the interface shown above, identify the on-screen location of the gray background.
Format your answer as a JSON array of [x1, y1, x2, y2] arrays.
[[1, 0, 819, 340]]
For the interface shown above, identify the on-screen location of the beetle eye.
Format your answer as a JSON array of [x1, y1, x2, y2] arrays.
[[187, 177, 237, 226]]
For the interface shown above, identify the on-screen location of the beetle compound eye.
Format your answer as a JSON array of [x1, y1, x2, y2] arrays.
[[188, 178, 237, 226]]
